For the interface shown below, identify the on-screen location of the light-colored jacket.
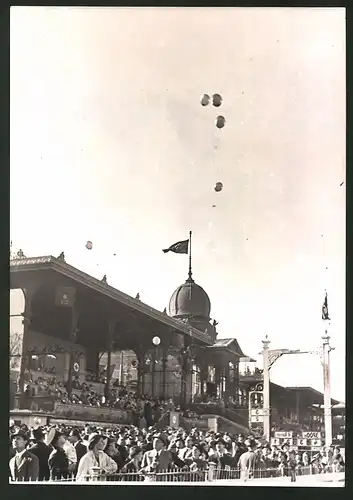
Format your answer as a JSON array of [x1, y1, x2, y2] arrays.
[[76, 450, 117, 481], [63, 441, 77, 465]]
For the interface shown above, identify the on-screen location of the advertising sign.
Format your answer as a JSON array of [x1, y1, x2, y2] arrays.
[[274, 431, 293, 439], [302, 431, 321, 439], [55, 286, 76, 307], [311, 439, 323, 447], [169, 411, 179, 429]]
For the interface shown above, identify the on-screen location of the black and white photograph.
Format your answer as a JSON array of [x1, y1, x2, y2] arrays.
[[9, 7, 345, 486]]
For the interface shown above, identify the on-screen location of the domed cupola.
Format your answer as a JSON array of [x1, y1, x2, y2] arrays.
[[169, 277, 211, 322], [168, 254, 211, 332], [166, 231, 213, 334]]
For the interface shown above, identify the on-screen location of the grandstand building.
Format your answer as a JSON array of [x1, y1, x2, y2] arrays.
[[10, 255, 244, 412], [9, 253, 342, 439]]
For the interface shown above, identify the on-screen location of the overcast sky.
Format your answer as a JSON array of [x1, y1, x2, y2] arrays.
[[10, 7, 346, 401]]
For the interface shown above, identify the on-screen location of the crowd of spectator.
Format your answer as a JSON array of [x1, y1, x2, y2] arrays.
[[9, 420, 345, 483], [24, 377, 176, 426]]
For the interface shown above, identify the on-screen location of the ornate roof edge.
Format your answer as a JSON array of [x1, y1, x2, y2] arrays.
[[10, 255, 212, 345], [208, 338, 245, 357], [239, 356, 257, 363], [10, 256, 54, 266]]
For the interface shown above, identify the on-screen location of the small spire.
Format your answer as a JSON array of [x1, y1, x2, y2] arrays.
[[101, 275, 107, 283], [135, 293, 140, 300], [17, 249, 26, 259], [57, 252, 65, 261], [262, 335, 270, 348], [187, 230, 194, 282]]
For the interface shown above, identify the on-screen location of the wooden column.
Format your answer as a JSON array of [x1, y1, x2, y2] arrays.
[[67, 307, 79, 400], [104, 320, 115, 400], [162, 348, 168, 401], [135, 346, 145, 396], [151, 350, 156, 397], [18, 286, 37, 408]]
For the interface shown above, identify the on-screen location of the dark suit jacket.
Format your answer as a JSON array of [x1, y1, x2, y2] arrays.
[[74, 442, 87, 475], [117, 445, 129, 464], [29, 441, 52, 481], [9, 450, 39, 482], [48, 448, 70, 480], [218, 452, 233, 469]]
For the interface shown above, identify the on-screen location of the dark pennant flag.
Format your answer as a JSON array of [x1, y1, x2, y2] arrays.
[[163, 239, 189, 254], [322, 292, 330, 321]]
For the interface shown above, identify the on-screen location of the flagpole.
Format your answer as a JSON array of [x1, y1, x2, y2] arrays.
[[322, 290, 333, 447], [188, 231, 193, 281]]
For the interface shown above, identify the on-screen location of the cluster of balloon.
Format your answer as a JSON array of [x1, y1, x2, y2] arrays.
[[85, 240, 93, 250], [200, 93, 223, 108], [200, 93, 225, 194]]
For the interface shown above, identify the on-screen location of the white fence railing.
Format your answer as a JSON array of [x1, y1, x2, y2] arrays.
[[10, 464, 345, 483]]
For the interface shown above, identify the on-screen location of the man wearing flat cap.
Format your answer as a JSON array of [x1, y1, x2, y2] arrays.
[[9, 430, 39, 482], [28, 428, 51, 481], [141, 434, 173, 472]]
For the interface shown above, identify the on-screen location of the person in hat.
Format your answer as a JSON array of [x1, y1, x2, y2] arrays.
[[76, 433, 117, 482], [116, 435, 129, 464], [179, 436, 194, 461], [287, 450, 297, 482], [28, 428, 51, 481], [121, 446, 143, 473], [68, 429, 87, 476], [9, 430, 39, 482], [215, 439, 233, 469], [104, 438, 125, 471], [63, 431, 77, 474], [167, 440, 187, 469], [185, 445, 208, 472], [140, 434, 173, 472], [47, 428, 70, 480]]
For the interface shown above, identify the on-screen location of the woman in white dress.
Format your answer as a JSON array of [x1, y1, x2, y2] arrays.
[[76, 433, 117, 482]]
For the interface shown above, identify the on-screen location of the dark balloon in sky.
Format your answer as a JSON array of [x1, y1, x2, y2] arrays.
[[212, 94, 222, 107], [215, 116, 226, 129], [200, 94, 210, 106], [214, 182, 223, 192]]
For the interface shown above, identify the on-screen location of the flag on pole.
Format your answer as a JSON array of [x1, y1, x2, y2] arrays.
[[322, 292, 330, 320], [162, 239, 189, 254]]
